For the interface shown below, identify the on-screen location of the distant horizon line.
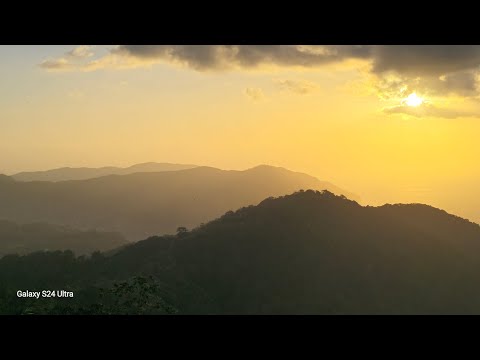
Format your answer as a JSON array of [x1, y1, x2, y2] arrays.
[[4, 162, 298, 176]]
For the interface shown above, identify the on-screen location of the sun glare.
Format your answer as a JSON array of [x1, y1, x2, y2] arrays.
[[405, 93, 423, 107]]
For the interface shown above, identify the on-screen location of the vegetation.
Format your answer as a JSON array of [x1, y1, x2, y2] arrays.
[[0, 276, 177, 315], [2, 190, 480, 314]]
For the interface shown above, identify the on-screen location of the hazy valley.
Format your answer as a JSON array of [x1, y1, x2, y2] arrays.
[[0, 164, 356, 241], [0, 219, 126, 257]]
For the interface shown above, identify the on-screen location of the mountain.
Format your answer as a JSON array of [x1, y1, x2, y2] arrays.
[[2, 190, 480, 314], [0, 165, 356, 240], [11, 162, 198, 182], [106, 190, 480, 314], [0, 219, 127, 257]]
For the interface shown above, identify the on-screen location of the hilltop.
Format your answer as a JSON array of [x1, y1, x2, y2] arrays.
[[3, 190, 480, 314]]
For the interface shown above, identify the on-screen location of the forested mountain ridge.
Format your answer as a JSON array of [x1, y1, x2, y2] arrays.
[[2, 190, 480, 314]]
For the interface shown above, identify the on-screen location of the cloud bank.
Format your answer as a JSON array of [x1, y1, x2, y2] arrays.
[[112, 45, 372, 71], [39, 45, 480, 102], [109, 45, 480, 79]]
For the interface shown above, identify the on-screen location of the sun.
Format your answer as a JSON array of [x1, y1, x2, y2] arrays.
[[405, 92, 423, 107]]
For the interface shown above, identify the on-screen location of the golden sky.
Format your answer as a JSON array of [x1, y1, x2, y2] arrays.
[[1, 45, 480, 222]]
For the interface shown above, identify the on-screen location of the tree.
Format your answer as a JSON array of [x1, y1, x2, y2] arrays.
[[19, 276, 179, 315], [176, 226, 188, 236], [93, 276, 178, 315]]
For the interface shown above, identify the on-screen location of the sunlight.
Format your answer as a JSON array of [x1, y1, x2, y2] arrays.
[[405, 93, 423, 107]]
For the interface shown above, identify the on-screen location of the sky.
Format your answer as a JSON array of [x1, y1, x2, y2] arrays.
[[1, 45, 480, 222]]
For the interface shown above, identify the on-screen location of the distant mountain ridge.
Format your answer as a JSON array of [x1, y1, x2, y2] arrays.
[[11, 162, 198, 182], [0, 165, 356, 240]]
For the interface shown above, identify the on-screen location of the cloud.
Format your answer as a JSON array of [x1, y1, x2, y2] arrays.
[[38, 46, 151, 72], [40, 46, 480, 77], [371, 45, 480, 77], [437, 71, 478, 96], [39, 46, 97, 71], [112, 45, 372, 71], [39, 45, 480, 100], [112, 46, 480, 78], [367, 46, 480, 99], [67, 45, 94, 58], [383, 103, 476, 119], [372, 70, 479, 100], [244, 87, 265, 101], [41, 45, 368, 72], [274, 79, 319, 95], [38, 57, 72, 70]]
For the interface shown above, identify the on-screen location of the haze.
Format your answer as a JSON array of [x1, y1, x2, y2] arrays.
[[2, 45, 480, 223]]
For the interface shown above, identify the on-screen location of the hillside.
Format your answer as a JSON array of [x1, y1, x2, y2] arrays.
[[0, 165, 355, 240], [2, 190, 480, 314], [11, 162, 198, 182], [0, 220, 127, 257]]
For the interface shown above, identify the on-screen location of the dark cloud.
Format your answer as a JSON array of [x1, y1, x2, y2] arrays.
[[384, 103, 474, 119], [115, 45, 480, 76], [114, 46, 225, 70], [371, 45, 480, 76], [113, 45, 480, 97], [40, 45, 480, 99], [114, 45, 372, 71], [375, 70, 479, 99], [437, 71, 478, 96]]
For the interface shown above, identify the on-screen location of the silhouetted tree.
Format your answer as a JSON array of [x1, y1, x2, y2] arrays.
[[176, 227, 188, 236]]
